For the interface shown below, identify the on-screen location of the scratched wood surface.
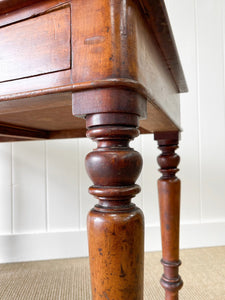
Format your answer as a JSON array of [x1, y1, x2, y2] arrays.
[[0, 6, 71, 83], [0, 0, 186, 142]]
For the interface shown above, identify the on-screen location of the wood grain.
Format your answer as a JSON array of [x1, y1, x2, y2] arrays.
[[0, 0, 187, 140], [86, 113, 144, 300], [0, 124, 48, 140], [0, 0, 41, 15], [0, 5, 71, 83], [0, 2, 187, 299], [155, 132, 183, 300], [139, 0, 187, 93], [0, 0, 69, 27]]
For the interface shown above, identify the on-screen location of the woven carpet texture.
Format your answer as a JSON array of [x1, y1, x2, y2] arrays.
[[0, 246, 224, 299]]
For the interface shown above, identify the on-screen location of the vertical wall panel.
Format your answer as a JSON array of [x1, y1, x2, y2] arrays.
[[223, 0, 225, 93], [78, 138, 93, 229], [0, 143, 12, 234], [166, 0, 201, 223], [142, 134, 160, 226], [0, 185, 12, 234], [46, 139, 80, 231], [12, 141, 46, 233], [0, 143, 12, 186], [196, 0, 225, 222]]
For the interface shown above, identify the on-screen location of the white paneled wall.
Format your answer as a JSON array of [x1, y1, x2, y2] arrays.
[[0, 0, 225, 262], [46, 140, 80, 231], [13, 142, 46, 233]]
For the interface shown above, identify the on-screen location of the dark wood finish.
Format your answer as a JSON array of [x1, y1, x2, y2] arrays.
[[139, 0, 187, 93], [85, 113, 144, 300], [0, 0, 68, 27], [72, 89, 147, 118], [0, 0, 41, 15], [154, 131, 183, 300], [0, 0, 187, 139], [0, 0, 188, 100], [71, 0, 183, 129], [73, 88, 147, 299], [0, 123, 48, 140], [0, 1, 187, 299], [0, 5, 71, 83]]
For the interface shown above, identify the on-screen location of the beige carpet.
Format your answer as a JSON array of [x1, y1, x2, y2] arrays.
[[0, 247, 224, 299]]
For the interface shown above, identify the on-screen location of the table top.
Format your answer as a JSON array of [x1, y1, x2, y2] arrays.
[[0, 0, 187, 142]]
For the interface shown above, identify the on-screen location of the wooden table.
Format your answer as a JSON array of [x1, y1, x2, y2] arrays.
[[0, 1, 187, 299]]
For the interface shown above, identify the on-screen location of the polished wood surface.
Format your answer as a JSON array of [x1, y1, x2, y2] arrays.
[[0, 6, 70, 83], [155, 132, 183, 300], [73, 90, 147, 298], [0, 0, 41, 15], [139, 0, 187, 93], [0, 1, 187, 299], [0, 0, 187, 142], [86, 112, 144, 299]]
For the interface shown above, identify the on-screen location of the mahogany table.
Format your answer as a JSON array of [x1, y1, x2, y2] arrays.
[[0, 1, 187, 299]]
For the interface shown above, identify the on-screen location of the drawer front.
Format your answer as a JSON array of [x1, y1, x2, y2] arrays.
[[0, 5, 71, 83]]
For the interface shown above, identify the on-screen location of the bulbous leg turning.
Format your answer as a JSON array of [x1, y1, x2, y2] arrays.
[[85, 113, 144, 300]]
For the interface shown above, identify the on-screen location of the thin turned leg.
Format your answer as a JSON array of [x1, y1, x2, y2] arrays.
[[154, 132, 183, 300], [86, 113, 144, 300]]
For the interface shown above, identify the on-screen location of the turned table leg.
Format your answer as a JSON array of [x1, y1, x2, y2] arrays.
[[72, 88, 147, 300], [85, 113, 144, 300], [154, 132, 183, 300]]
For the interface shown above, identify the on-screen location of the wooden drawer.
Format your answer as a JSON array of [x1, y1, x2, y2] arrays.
[[0, 5, 71, 83]]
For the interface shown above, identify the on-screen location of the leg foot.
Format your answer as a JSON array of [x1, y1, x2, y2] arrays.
[[88, 205, 144, 299]]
